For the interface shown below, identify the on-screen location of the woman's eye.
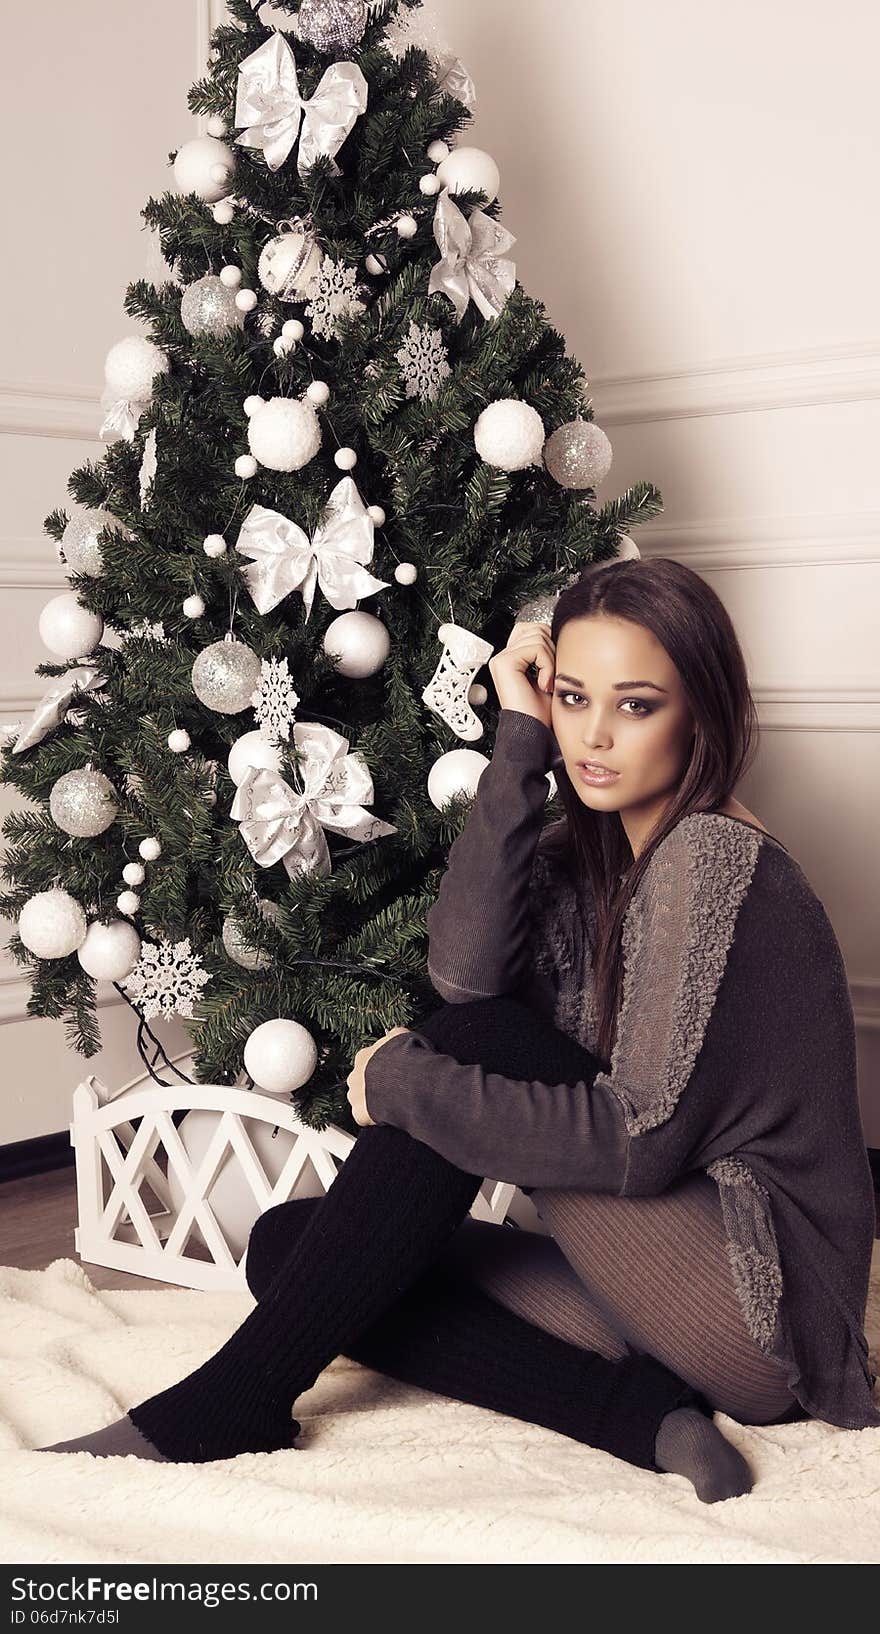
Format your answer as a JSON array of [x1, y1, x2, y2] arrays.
[[557, 691, 652, 718]]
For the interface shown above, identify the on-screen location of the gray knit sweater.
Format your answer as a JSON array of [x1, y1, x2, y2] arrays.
[[365, 707, 880, 1430]]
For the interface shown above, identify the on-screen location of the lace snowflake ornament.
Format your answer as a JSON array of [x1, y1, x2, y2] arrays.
[[395, 320, 452, 401], [251, 655, 300, 743], [304, 255, 366, 341], [123, 937, 211, 1022]]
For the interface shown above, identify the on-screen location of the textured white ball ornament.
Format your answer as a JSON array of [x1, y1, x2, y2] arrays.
[[77, 919, 142, 981], [168, 728, 191, 753], [38, 594, 104, 660], [234, 288, 258, 313], [258, 230, 323, 300], [427, 139, 450, 162], [61, 507, 120, 578], [180, 275, 245, 339], [282, 319, 305, 342], [368, 505, 386, 527], [427, 748, 490, 811], [221, 899, 281, 971], [167, 1109, 298, 1260], [474, 399, 546, 471], [104, 336, 170, 400], [116, 890, 141, 916], [213, 200, 234, 225], [203, 533, 227, 557], [206, 115, 227, 138], [219, 264, 242, 288], [49, 769, 118, 837], [182, 594, 205, 619], [334, 446, 357, 470], [543, 419, 613, 489], [243, 396, 265, 418], [617, 532, 641, 560], [419, 173, 441, 195], [191, 637, 261, 714], [305, 380, 330, 406], [244, 1017, 318, 1096], [235, 454, 258, 479], [436, 146, 500, 202], [468, 682, 488, 706], [227, 730, 282, 787], [122, 862, 145, 887], [396, 214, 418, 239], [138, 836, 162, 862], [173, 135, 237, 202], [323, 611, 390, 679], [247, 397, 322, 472], [273, 336, 291, 358], [394, 561, 417, 584], [18, 889, 88, 959]]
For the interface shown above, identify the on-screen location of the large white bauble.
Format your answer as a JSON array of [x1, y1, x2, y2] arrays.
[[617, 532, 641, 560], [427, 748, 490, 810], [38, 594, 104, 660], [173, 135, 237, 202], [191, 638, 261, 714], [323, 611, 390, 678], [543, 419, 613, 489], [257, 230, 323, 300], [104, 336, 170, 400], [49, 768, 118, 837], [180, 274, 246, 339], [61, 507, 125, 578], [77, 919, 142, 980], [166, 1107, 299, 1262], [247, 397, 322, 472], [18, 889, 88, 959], [474, 399, 546, 471], [227, 730, 283, 787], [244, 1018, 318, 1096], [436, 146, 500, 203], [221, 900, 281, 971]]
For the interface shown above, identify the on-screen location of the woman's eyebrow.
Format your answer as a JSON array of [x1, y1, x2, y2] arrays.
[[554, 674, 668, 693]]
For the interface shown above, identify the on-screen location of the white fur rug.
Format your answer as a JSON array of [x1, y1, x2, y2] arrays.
[[1, 1251, 879, 1566]]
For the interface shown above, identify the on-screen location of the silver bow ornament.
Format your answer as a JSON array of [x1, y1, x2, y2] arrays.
[[230, 719, 397, 880], [235, 476, 390, 621], [12, 664, 107, 754], [234, 33, 368, 175], [428, 188, 517, 323]]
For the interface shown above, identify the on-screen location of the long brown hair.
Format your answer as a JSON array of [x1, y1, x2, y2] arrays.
[[542, 556, 759, 1066]]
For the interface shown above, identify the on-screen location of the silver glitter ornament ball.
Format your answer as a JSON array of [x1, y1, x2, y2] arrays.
[[61, 508, 121, 578], [180, 275, 246, 340], [221, 900, 281, 971], [191, 638, 262, 715], [514, 574, 580, 626], [544, 420, 613, 490], [297, 0, 367, 53], [49, 768, 119, 837]]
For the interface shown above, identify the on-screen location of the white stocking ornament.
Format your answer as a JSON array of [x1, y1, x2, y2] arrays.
[[421, 622, 494, 742]]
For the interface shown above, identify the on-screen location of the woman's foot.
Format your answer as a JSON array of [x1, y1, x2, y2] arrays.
[[654, 1405, 753, 1502], [37, 1414, 171, 1459]]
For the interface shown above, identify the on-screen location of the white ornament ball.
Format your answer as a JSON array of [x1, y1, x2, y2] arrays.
[[77, 919, 142, 981], [104, 336, 169, 401], [213, 200, 235, 225], [394, 561, 416, 584], [243, 396, 264, 418], [203, 533, 227, 557], [234, 288, 258, 313], [61, 507, 120, 578], [235, 454, 258, 479], [282, 319, 305, 342], [427, 139, 450, 162], [305, 380, 330, 406], [221, 899, 281, 972], [180, 275, 245, 339], [247, 397, 322, 472], [50, 769, 118, 838], [419, 173, 441, 195], [227, 730, 282, 787], [427, 748, 490, 811], [18, 889, 88, 959], [206, 115, 227, 139], [617, 532, 641, 561], [436, 146, 500, 202], [323, 611, 390, 679], [364, 253, 387, 276], [368, 505, 386, 527], [122, 862, 145, 886], [468, 682, 488, 706], [543, 419, 613, 489], [219, 264, 242, 288], [244, 1018, 318, 1096], [168, 728, 191, 753], [474, 399, 546, 471], [167, 1109, 298, 1261], [396, 214, 418, 239], [173, 135, 237, 202], [257, 230, 323, 300], [273, 336, 291, 358], [191, 638, 262, 714], [39, 594, 104, 660], [138, 836, 162, 862], [182, 594, 205, 619], [334, 446, 357, 470], [116, 890, 140, 916]]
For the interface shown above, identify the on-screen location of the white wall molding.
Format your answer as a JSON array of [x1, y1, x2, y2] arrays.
[[853, 979, 880, 1035], [639, 511, 880, 571], [591, 341, 880, 425], [0, 382, 101, 443], [0, 969, 124, 1026]]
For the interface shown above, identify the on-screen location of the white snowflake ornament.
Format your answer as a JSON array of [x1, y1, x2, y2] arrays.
[[304, 255, 366, 341], [251, 655, 300, 743], [395, 320, 452, 402], [123, 936, 211, 1022]]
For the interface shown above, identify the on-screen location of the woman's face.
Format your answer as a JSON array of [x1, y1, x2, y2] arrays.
[[549, 613, 696, 853]]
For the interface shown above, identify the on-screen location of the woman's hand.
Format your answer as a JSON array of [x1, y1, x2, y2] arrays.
[[488, 620, 556, 730], [346, 1026, 412, 1127]]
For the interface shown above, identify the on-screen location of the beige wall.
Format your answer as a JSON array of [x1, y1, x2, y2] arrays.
[[1, 0, 878, 1145]]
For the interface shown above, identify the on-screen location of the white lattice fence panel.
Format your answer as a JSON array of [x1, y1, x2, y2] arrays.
[[71, 1074, 523, 1291]]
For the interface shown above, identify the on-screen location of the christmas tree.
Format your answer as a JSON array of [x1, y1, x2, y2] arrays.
[[0, 0, 661, 1134]]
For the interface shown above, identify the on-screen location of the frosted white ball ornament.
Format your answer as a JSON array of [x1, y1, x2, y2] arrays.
[[436, 147, 500, 202], [206, 115, 227, 139], [39, 594, 104, 660], [544, 420, 613, 489], [474, 399, 546, 471], [305, 380, 330, 407], [168, 728, 191, 753], [221, 900, 281, 971], [334, 446, 357, 470], [247, 397, 322, 472], [257, 230, 323, 300], [77, 919, 142, 981], [61, 508, 123, 578], [203, 533, 227, 557], [235, 455, 258, 479], [138, 836, 162, 862], [244, 1018, 318, 1096], [227, 730, 282, 787], [427, 748, 490, 810], [242, 397, 264, 418], [116, 891, 140, 916], [323, 611, 390, 679], [396, 214, 418, 239], [180, 275, 245, 339], [18, 889, 88, 959], [172, 135, 237, 202], [50, 769, 119, 837], [219, 264, 242, 289], [427, 140, 450, 163], [213, 200, 235, 226], [182, 594, 205, 620], [234, 288, 258, 314], [104, 336, 169, 400], [419, 173, 441, 195], [468, 682, 488, 706], [122, 862, 145, 887], [394, 561, 417, 584], [282, 319, 305, 343], [368, 505, 386, 527], [191, 637, 262, 714]]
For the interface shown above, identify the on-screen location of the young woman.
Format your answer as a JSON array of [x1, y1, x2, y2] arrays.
[[40, 558, 879, 1500]]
